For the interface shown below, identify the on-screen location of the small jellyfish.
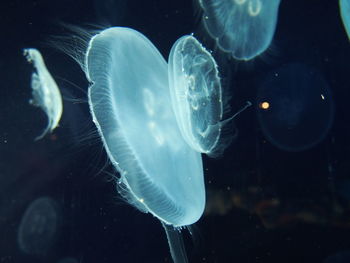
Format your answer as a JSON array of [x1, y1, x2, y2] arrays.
[[168, 35, 252, 155], [339, 0, 350, 40], [23, 48, 63, 140], [17, 197, 59, 256], [198, 0, 281, 60], [256, 63, 334, 152], [168, 35, 224, 155]]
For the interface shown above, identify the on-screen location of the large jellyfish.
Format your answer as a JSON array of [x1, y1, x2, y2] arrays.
[[339, 0, 350, 40], [256, 63, 334, 152], [72, 27, 204, 262], [24, 48, 63, 140], [17, 197, 59, 256], [198, 0, 281, 60]]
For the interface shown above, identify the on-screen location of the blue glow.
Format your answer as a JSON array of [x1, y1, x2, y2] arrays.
[[85, 27, 205, 227], [199, 0, 281, 60]]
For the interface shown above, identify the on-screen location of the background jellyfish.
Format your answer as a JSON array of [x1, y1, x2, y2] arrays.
[[168, 35, 225, 155], [24, 48, 63, 140], [17, 197, 59, 257], [256, 63, 334, 152], [70, 26, 204, 262], [339, 0, 350, 40], [198, 0, 281, 60]]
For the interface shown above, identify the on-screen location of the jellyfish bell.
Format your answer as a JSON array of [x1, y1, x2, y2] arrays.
[[57, 26, 205, 263], [23, 48, 63, 140], [168, 35, 252, 157], [168, 35, 225, 156], [256, 63, 334, 152], [17, 197, 60, 257], [198, 0, 281, 60], [85, 27, 204, 226], [339, 0, 350, 40]]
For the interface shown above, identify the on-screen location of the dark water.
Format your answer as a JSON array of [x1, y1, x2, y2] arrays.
[[0, 0, 350, 262]]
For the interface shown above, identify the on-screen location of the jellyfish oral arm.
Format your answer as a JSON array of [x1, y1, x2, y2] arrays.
[[162, 223, 189, 263]]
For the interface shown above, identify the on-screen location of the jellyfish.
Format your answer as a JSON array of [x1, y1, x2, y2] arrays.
[[256, 63, 334, 152], [17, 197, 59, 256], [339, 0, 350, 40], [23, 48, 63, 140], [198, 0, 281, 60], [168, 35, 252, 156], [63, 27, 205, 262], [168, 35, 225, 155]]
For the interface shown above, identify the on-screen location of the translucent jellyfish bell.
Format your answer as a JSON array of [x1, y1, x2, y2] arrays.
[[198, 0, 281, 60], [168, 35, 224, 155], [84, 27, 204, 227], [256, 63, 334, 152], [72, 27, 205, 263], [339, 0, 350, 40], [23, 48, 63, 140], [17, 197, 59, 256], [168, 35, 251, 155]]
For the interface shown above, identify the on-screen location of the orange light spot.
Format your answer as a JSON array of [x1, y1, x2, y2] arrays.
[[259, 101, 270, 110]]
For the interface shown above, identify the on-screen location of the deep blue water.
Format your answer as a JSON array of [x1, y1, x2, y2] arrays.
[[1, 0, 350, 262]]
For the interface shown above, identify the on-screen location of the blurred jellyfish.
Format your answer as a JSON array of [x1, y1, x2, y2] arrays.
[[17, 197, 59, 256], [198, 0, 281, 60], [256, 63, 334, 152], [24, 48, 63, 140], [340, 0, 350, 40], [62, 27, 204, 263]]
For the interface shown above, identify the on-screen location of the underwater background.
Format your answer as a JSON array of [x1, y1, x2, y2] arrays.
[[1, 0, 350, 262]]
